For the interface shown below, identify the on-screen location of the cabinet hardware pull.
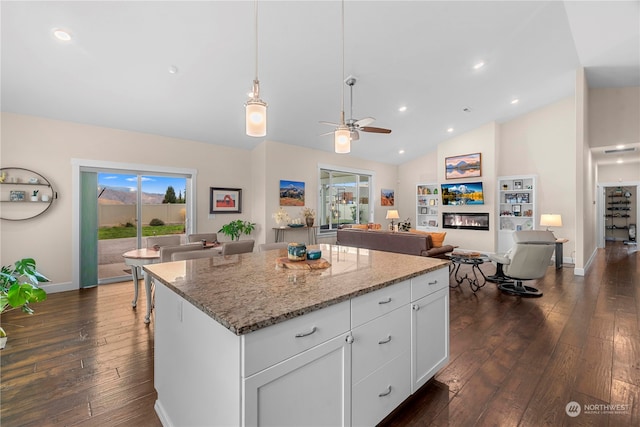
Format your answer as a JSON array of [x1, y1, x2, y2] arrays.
[[295, 326, 317, 338], [428, 280, 438, 286], [378, 335, 392, 344], [412, 304, 420, 311], [378, 385, 392, 397], [378, 297, 392, 304], [345, 334, 354, 344]]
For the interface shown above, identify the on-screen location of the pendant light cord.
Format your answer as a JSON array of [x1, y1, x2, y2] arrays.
[[254, 0, 259, 82], [340, 0, 345, 124]]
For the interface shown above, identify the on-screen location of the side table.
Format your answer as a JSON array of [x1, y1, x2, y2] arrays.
[[448, 252, 489, 293]]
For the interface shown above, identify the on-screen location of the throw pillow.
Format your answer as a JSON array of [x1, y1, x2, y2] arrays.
[[408, 229, 447, 248], [351, 224, 368, 230]]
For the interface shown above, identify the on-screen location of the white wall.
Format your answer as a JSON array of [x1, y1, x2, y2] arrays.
[[499, 96, 577, 263], [588, 87, 640, 148], [1, 112, 253, 287]]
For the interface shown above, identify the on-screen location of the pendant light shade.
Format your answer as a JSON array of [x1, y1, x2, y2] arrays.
[[334, 125, 351, 153], [245, 0, 267, 137], [246, 80, 267, 137]]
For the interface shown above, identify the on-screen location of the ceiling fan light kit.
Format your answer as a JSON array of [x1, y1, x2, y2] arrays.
[[245, 0, 267, 137]]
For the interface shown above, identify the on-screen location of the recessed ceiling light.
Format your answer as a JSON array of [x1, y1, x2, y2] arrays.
[[447, 127, 454, 133], [511, 99, 519, 105], [52, 28, 71, 41], [398, 150, 405, 154], [616, 144, 625, 149], [617, 159, 623, 164], [473, 61, 485, 70], [168, 65, 179, 74], [398, 106, 407, 112]]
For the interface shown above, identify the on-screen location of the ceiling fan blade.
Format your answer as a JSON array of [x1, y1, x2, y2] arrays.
[[360, 126, 392, 134], [354, 117, 375, 127], [319, 131, 334, 137], [350, 130, 359, 141], [319, 121, 339, 127]]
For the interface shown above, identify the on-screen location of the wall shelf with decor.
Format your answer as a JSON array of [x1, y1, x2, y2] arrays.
[[497, 175, 536, 253], [0, 167, 58, 221], [416, 183, 439, 231], [605, 186, 635, 242]]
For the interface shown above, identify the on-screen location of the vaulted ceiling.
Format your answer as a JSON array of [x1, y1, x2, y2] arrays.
[[2, 1, 639, 165]]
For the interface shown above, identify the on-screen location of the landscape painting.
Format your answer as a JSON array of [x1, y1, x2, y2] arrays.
[[445, 153, 482, 179], [210, 187, 242, 213], [381, 188, 395, 206], [280, 180, 305, 206]]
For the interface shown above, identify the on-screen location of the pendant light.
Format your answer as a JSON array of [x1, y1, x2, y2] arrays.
[[245, 0, 267, 137], [334, 0, 350, 153]]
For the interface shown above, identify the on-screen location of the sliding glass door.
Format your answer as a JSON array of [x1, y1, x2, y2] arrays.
[[79, 167, 191, 286], [319, 168, 372, 233]]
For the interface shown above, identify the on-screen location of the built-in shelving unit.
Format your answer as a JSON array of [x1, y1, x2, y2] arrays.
[[497, 175, 537, 253], [605, 186, 636, 242], [416, 183, 439, 231], [0, 167, 57, 221]]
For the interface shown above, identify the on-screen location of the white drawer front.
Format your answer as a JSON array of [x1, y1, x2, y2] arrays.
[[351, 279, 410, 328], [411, 267, 449, 301], [352, 305, 410, 384], [242, 300, 350, 377], [352, 351, 411, 427]]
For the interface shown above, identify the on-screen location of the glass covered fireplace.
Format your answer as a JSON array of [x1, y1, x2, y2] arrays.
[[442, 212, 490, 231]]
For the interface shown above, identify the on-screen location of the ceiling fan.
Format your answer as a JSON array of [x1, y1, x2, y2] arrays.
[[320, 76, 392, 142]]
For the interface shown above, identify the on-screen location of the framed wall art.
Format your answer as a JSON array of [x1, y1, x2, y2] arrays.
[[279, 180, 305, 206], [381, 189, 395, 206], [445, 152, 482, 179], [210, 187, 242, 213]]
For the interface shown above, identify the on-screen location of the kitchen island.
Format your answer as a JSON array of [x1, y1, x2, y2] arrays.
[[145, 244, 450, 427]]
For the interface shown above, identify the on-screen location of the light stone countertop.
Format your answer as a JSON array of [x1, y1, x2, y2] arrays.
[[144, 244, 449, 335]]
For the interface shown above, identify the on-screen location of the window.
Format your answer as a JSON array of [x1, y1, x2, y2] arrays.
[[319, 167, 372, 232]]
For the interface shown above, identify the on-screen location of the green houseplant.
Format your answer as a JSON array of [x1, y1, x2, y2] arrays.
[[218, 220, 256, 241], [0, 258, 49, 348]]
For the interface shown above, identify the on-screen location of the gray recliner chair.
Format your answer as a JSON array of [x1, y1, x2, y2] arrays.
[[488, 230, 556, 297]]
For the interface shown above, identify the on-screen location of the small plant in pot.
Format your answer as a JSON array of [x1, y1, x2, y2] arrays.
[[218, 219, 256, 241], [301, 207, 315, 227], [0, 258, 49, 349]]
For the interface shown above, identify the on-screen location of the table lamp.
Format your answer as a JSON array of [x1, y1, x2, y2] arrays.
[[540, 214, 562, 234], [386, 209, 400, 232]]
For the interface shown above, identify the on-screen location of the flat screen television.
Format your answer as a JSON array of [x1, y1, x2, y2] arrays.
[[441, 182, 484, 205]]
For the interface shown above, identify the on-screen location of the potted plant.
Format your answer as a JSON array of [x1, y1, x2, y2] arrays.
[[301, 207, 315, 227], [218, 219, 256, 241], [0, 258, 49, 349], [30, 190, 39, 202]]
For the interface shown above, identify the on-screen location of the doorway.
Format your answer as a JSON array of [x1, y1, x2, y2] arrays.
[[72, 159, 197, 288], [598, 182, 639, 248]]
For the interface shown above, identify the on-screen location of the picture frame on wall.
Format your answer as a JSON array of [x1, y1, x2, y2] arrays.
[[279, 180, 305, 206], [210, 187, 242, 213], [381, 189, 395, 206], [9, 190, 25, 202], [445, 152, 481, 179], [420, 207, 428, 214]]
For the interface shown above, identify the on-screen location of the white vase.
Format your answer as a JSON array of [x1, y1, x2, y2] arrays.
[[30, 196, 39, 202]]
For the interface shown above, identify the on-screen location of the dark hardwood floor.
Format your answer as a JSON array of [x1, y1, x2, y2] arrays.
[[1, 242, 638, 426]]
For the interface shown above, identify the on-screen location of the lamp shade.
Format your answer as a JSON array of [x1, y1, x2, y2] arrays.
[[386, 210, 400, 220], [245, 98, 267, 137], [540, 214, 562, 228], [334, 126, 351, 153]]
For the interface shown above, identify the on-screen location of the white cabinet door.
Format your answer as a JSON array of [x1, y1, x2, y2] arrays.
[[411, 287, 449, 393], [243, 333, 352, 427]]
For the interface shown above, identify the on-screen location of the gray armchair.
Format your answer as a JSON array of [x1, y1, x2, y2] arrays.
[[158, 243, 203, 262], [222, 240, 255, 255], [488, 230, 556, 297]]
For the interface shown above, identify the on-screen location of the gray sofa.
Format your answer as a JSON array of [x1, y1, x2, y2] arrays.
[[336, 228, 454, 259]]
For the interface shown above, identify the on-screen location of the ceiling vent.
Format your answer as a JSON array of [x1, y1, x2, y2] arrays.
[[604, 147, 636, 154]]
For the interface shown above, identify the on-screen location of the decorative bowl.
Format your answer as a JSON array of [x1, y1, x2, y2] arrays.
[[287, 243, 307, 261], [307, 250, 321, 260], [288, 223, 304, 228]]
